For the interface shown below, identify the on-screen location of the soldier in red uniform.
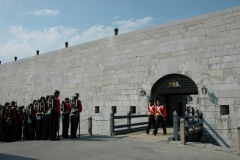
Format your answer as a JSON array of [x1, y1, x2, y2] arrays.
[[0, 104, 4, 141], [1, 103, 10, 142], [16, 106, 24, 140], [49, 90, 60, 141], [11, 101, 18, 141], [70, 93, 82, 138], [43, 95, 50, 140], [153, 100, 167, 136], [146, 100, 156, 135], [61, 98, 72, 138], [28, 103, 35, 140]]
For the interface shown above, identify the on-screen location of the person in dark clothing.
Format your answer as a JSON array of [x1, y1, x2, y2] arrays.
[[43, 95, 50, 140], [153, 100, 167, 136], [61, 98, 71, 138], [16, 106, 24, 140], [49, 90, 61, 141], [70, 93, 82, 138], [23, 107, 29, 140], [146, 100, 156, 135]]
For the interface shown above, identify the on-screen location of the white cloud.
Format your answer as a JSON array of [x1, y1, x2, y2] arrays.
[[113, 17, 153, 31], [0, 0, 12, 8], [27, 9, 60, 16], [70, 17, 154, 45], [113, 16, 119, 20], [0, 17, 153, 63]]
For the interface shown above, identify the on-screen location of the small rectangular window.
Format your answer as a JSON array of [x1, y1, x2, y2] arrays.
[[111, 106, 117, 113], [130, 106, 136, 114], [95, 106, 99, 113], [220, 105, 229, 115]]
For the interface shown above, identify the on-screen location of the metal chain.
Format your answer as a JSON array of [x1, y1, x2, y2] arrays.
[[79, 119, 111, 122], [92, 119, 110, 121], [204, 128, 238, 131], [80, 119, 88, 122]]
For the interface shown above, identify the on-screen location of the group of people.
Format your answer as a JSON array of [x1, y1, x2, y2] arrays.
[[146, 100, 167, 136], [0, 90, 82, 142]]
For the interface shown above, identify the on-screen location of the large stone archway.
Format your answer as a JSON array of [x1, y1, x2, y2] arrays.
[[151, 74, 198, 125]]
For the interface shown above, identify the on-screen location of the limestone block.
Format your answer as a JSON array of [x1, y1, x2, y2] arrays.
[[110, 79, 119, 85], [206, 119, 216, 125], [209, 57, 222, 64], [219, 90, 233, 98], [232, 61, 240, 67], [205, 111, 218, 119], [209, 64, 221, 70], [229, 47, 240, 55], [214, 83, 232, 90], [223, 55, 237, 62], [235, 68, 240, 75], [205, 51, 215, 58], [207, 69, 223, 76], [215, 49, 229, 57], [234, 98, 240, 105], [221, 62, 233, 69], [218, 98, 235, 105], [224, 68, 235, 76]]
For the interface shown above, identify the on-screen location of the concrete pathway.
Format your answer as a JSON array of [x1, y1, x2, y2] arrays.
[[0, 134, 239, 160], [117, 127, 174, 141]]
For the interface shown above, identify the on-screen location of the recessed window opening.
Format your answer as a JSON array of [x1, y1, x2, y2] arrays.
[[112, 106, 117, 113], [130, 106, 136, 114], [220, 105, 229, 115], [95, 106, 99, 113]]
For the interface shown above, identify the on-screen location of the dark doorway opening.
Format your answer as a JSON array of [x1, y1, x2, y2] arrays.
[[151, 74, 198, 126]]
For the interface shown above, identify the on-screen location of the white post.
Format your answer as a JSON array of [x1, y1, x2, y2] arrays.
[[180, 118, 185, 145], [237, 125, 240, 155]]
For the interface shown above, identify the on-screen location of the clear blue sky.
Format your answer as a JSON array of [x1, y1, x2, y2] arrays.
[[1, 0, 240, 64]]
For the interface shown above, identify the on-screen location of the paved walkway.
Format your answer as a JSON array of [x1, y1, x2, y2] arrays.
[[118, 127, 173, 141], [0, 134, 239, 160]]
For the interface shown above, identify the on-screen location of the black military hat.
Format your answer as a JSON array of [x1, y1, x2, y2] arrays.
[[65, 98, 69, 101], [54, 90, 60, 94], [149, 100, 153, 102], [75, 93, 79, 96], [33, 100, 37, 103], [11, 101, 16, 105], [40, 97, 45, 100], [19, 106, 24, 109]]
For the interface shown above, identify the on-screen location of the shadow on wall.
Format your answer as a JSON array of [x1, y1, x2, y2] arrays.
[[0, 153, 36, 160], [208, 92, 218, 104], [202, 118, 231, 148]]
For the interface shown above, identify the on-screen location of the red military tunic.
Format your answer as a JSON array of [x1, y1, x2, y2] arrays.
[[160, 105, 167, 118], [55, 97, 61, 116], [11, 106, 18, 120], [33, 110, 37, 116], [65, 103, 72, 112], [77, 100, 82, 112], [18, 111, 23, 121], [148, 105, 155, 116]]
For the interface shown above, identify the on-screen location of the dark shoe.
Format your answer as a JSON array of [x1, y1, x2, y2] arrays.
[[153, 133, 156, 136], [145, 131, 149, 135]]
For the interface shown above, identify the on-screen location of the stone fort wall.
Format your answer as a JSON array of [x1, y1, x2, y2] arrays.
[[1, 6, 240, 149]]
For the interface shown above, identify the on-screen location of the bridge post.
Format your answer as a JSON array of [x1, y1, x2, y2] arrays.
[[173, 111, 178, 141], [180, 118, 185, 145], [127, 111, 131, 129], [185, 111, 190, 141], [88, 116, 92, 136], [110, 112, 114, 136], [237, 125, 240, 155]]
